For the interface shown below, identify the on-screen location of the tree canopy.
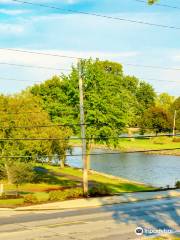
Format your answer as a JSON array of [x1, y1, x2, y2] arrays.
[[140, 106, 172, 134], [0, 93, 72, 179], [31, 59, 156, 145]]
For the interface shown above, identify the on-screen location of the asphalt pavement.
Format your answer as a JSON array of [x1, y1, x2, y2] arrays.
[[0, 197, 179, 240]]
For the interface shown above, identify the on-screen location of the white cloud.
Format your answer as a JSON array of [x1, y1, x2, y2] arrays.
[[172, 54, 180, 62], [0, 23, 24, 33], [0, 48, 139, 67], [0, 9, 29, 15], [0, 48, 140, 94]]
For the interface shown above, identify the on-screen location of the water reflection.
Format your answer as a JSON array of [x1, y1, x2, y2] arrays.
[[67, 147, 180, 187]]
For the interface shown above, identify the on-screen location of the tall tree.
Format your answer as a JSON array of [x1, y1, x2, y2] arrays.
[[171, 97, 180, 131], [140, 106, 172, 134], [32, 59, 140, 146], [0, 93, 71, 177], [156, 93, 175, 111]]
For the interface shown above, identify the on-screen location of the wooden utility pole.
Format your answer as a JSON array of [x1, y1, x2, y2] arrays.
[[173, 110, 177, 137], [78, 61, 88, 196], [0, 183, 4, 196]]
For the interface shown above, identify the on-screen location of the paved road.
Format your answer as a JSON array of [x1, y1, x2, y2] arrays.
[[0, 198, 179, 240]]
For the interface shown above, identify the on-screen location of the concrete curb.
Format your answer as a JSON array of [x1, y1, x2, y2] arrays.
[[1, 190, 179, 212]]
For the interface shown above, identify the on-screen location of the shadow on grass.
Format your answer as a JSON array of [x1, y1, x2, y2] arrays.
[[34, 166, 77, 187], [89, 180, 153, 194]]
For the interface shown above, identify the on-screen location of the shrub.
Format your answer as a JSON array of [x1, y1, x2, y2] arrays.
[[89, 184, 112, 197], [175, 181, 180, 189], [172, 137, 180, 143], [6, 161, 35, 187], [49, 188, 83, 201], [24, 194, 39, 204]]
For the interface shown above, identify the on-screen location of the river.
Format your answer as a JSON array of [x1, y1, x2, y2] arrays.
[[66, 147, 180, 188]]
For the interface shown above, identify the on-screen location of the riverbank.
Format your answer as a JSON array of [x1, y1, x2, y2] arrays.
[[0, 165, 154, 208], [71, 138, 180, 156]]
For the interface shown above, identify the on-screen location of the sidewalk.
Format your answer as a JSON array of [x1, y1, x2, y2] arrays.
[[3, 189, 177, 211]]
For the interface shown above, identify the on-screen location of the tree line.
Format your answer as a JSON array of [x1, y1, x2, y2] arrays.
[[0, 59, 179, 184]]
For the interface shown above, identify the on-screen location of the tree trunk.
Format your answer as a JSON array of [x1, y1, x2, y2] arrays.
[[60, 156, 65, 168], [48, 156, 52, 165], [5, 163, 12, 184], [87, 140, 93, 171]]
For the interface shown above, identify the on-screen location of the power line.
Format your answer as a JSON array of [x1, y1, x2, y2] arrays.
[[10, 0, 180, 30], [0, 76, 42, 83], [0, 147, 180, 159], [0, 48, 79, 60], [138, 77, 180, 83], [0, 76, 179, 85], [0, 74, 179, 85], [0, 134, 179, 141], [0, 62, 71, 71], [0, 123, 96, 129], [0, 111, 47, 115], [0, 121, 178, 131], [133, 0, 180, 10], [0, 122, 179, 131], [1, 48, 180, 72], [124, 63, 180, 71]]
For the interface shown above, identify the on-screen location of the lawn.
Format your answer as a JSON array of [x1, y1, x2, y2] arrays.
[[71, 137, 180, 155], [41, 164, 155, 194], [118, 138, 180, 152], [0, 164, 155, 207]]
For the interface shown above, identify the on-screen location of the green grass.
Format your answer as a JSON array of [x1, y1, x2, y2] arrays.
[[46, 164, 83, 178], [118, 138, 180, 151], [0, 163, 155, 208], [71, 137, 180, 155], [0, 198, 24, 207], [44, 165, 155, 194]]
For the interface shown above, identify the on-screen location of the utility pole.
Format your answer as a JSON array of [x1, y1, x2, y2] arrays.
[[78, 60, 88, 196], [173, 110, 177, 137]]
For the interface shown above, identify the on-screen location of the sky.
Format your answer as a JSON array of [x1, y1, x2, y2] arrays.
[[0, 0, 180, 96]]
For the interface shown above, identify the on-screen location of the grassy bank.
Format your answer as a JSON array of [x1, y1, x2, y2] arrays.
[[71, 137, 180, 156], [0, 164, 154, 208]]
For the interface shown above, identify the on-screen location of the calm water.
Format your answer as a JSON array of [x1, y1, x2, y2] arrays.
[[67, 147, 180, 187]]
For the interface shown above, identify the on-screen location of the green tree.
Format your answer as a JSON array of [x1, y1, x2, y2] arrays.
[[135, 81, 156, 123], [156, 93, 175, 111], [32, 60, 139, 146], [171, 97, 180, 131], [31, 59, 157, 176], [5, 160, 35, 187], [0, 93, 72, 171], [141, 106, 172, 134]]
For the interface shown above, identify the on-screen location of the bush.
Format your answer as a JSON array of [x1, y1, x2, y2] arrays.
[[24, 194, 39, 204], [7, 161, 35, 187], [172, 137, 180, 143], [49, 188, 83, 201], [175, 181, 180, 189], [89, 184, 112, 197]]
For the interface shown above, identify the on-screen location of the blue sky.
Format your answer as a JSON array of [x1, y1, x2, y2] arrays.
[[0, 0, 180, 96]]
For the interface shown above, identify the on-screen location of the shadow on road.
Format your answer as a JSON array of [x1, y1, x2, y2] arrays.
[[98, 193, 180, 237]]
